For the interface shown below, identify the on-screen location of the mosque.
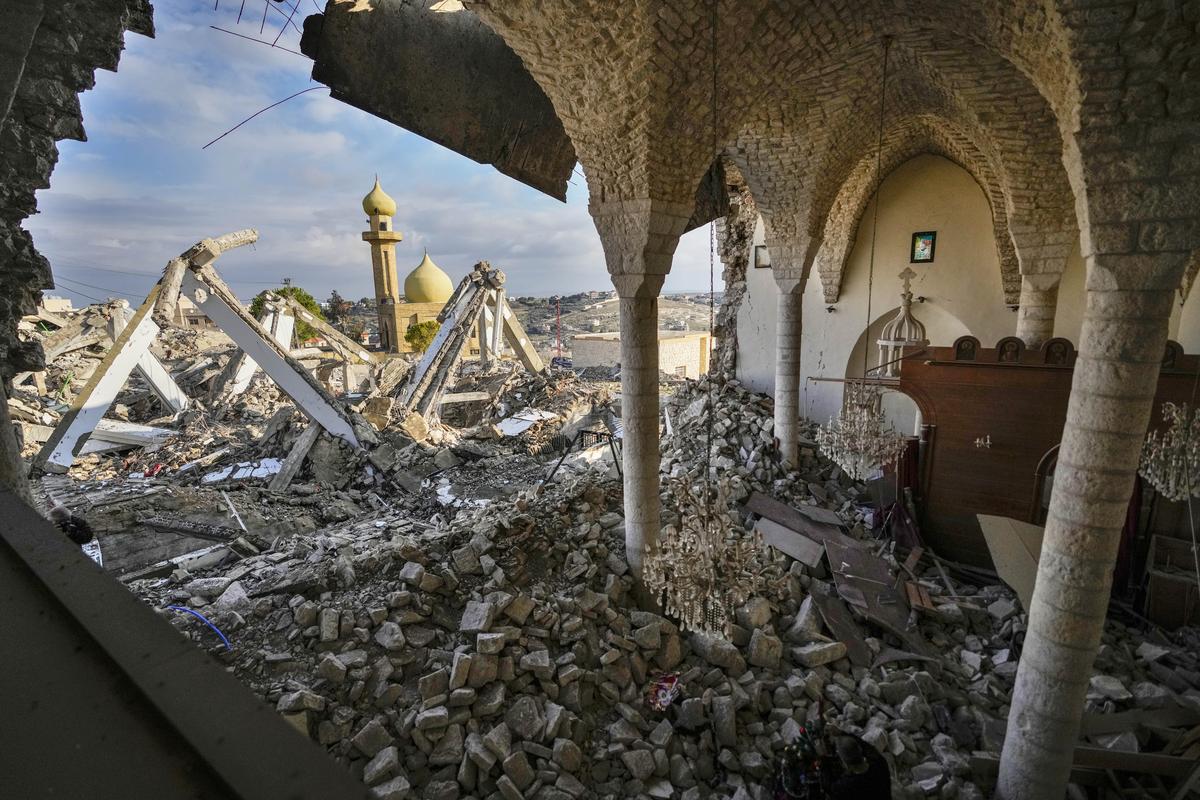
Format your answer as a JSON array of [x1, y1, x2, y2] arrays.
[[360, 177, 455, 353]]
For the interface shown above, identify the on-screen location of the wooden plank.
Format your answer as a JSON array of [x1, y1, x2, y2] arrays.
[[754, 517, 824, 567], [1073, 746, 1199, 779], [977, 514, 1044, 609], [809, 591, 872, 667], [826, 538, 930, 654], [745, 492, 865, 550], [901, 545, 924, 576]]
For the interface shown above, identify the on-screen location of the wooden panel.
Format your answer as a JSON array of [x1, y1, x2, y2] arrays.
[[900, 343, 1198, 567]]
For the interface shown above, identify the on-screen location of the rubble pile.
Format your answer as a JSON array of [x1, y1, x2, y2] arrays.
[[124, 374, 1200, 799], [661, 378, 873, 532], [18, 302, 1200, 798]]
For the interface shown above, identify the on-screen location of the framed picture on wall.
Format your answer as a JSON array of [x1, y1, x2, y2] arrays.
[[910, 231, 936, 263], [754, 244, 771, 268]]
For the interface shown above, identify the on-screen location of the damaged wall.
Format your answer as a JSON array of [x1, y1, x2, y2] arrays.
[[0, 0, 153, 501], [0, 0, 153, 380], [737, 155, 1016, 422]]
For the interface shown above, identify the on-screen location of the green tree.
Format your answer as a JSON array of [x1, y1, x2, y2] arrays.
[[405, 320, 440, 353], [326, 290, 352, 327], [249, 286, 324, 341]]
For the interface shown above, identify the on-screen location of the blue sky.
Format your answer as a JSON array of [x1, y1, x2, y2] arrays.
[[26, 1, 716, 309]]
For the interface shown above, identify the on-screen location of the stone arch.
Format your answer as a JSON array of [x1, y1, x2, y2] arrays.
[[728, 35, 1074, 300], [816, 118, 1020, 304]]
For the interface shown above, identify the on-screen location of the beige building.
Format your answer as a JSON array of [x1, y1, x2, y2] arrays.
[[572, 330, 711, 378]]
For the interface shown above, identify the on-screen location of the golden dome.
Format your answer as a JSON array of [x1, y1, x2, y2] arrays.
[[362, 177, 397, 217], [404, 251, 454, 304]]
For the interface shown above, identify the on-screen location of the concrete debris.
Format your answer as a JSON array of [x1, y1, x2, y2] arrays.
[[17, 313, 1200, 799]]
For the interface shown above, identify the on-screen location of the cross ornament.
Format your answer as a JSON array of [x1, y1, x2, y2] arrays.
[[898, 267, 917, 294]]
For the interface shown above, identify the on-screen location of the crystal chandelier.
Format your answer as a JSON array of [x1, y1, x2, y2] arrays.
[[817, 380, 908, 481], [816, 38, 906, 482], [643, 477, 782, 636], [1139, 402, 1200, 502]]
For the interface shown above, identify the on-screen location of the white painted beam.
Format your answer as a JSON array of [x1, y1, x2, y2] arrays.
[[35, 287, 163, 472], [111, 307, 188, 413], [180, 270, 359, 448]]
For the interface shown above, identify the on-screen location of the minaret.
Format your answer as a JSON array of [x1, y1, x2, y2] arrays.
[[361, 177, 404, 352]]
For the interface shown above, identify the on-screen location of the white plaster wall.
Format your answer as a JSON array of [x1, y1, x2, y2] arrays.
[[736, 154, 1017, 423], [1055, 242, 1199, 353], [735, 216, 778, 395]]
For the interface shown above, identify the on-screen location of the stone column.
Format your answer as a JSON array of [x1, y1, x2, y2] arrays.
[[998, 284, 1176, 797], [590, 198, 692, 578], [774, 278, 804, 466], [1015, 274, 1061, 348], [763, 224, 819, 468]]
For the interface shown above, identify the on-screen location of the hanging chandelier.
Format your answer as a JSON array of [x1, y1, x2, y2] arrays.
[[643, 477, 782, 636], [816, 36, 907, 481], [817, 380, 908, 481], [1139, 402, 1200, 502]]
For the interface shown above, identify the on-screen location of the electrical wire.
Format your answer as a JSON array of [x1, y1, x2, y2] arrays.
[[52, 274, 142, 296], [167, 606, 232, 650], [862, 37, 892, 381], [210, 25, 306, 57], [202, 86, 326, 149]]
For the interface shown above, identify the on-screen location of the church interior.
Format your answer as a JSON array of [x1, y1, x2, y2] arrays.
[[1, 2, 1198, 799]]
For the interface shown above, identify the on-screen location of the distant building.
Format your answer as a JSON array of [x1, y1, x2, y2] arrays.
[[40, 296, 73, 313], [571, 330, 712, 378], [173, 295, 217, 330]]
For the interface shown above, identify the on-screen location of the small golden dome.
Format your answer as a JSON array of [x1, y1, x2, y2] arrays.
[[404, 251, 454, 304], [362, 176, 397, 217]]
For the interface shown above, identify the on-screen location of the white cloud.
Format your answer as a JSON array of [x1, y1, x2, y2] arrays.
[[26, 0, 725, 310]]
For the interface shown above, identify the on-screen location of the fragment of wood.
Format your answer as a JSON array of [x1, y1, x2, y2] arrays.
[[754, 516, 824, 567], [31, 371, 46, 395], [808, 590, 872, 667], [745, 492, 865, 550], [825, 538, 930, 655], [905, 580, 936, 611], [901, 545, 924, 577], [267, 424, 321, 493]]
